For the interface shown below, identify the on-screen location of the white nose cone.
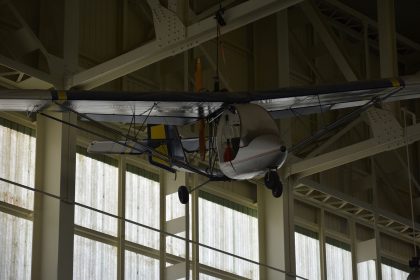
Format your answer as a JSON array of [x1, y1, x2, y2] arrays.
[[408, 269, 420, 280]]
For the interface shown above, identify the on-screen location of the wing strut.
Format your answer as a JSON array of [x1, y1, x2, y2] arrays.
[[290, 86, 404, 154], [50, 102, 226, 180]]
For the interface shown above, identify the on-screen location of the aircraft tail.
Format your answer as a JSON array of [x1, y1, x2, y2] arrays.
[[148, 124, 187, 172]]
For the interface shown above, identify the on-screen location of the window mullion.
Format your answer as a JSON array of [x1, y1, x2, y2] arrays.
[[0, 201, 33, 221], [159, 169, 166, 280], [320, 208, 327, 280], [117, 156, 126, 280], [74, 225, 119, 246], [350, 220, 358, 280], [191, 174, 199, 280]]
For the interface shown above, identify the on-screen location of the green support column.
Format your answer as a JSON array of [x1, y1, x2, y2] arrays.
[[377, 0, 399, 115], [377, 0, 398, 78], [31, 112, 77, 280], [258, 183, 295, 279], [255, 8, 295, 280]]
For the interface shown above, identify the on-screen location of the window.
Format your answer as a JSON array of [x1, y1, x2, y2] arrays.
[[0, 211, 33, 279], [125, 164, 160, 250], [74, 149, 162, 279], [166, 191, 192, 258], [73, 235, 117, 280], [0, 118, 35, 210], [199, 191, 259, 279], [74, 148, 119, 279], [326, 238, 352, 280], [358, 260, 376, 280], [0, 118, 35, 280], [75, 148, 119, 236], [125, 164, 161, 278], [382, 259, 409, 280], [199, 274, 223, 280], [125, 250, 159, 279], [295, 227, 321, 280]]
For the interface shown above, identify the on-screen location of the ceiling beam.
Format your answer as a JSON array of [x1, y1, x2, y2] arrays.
[[0, 55, 56, 88], [287, 108, 420, 179], [63, 0, 79, 87], [70, 0, 303, 90], [300, 0, 358, 81], [295, 178, 420, 245], [324, 0, 420, 53], [4, 1, 52, 68]]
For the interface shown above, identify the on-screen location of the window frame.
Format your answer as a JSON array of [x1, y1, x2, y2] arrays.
[[0, 116, 36, 280], [198, 190, 260, 279]]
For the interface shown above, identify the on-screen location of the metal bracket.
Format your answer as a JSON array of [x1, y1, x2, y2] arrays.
[[363, 108, 403, 144], [147, 0, 186, 49]]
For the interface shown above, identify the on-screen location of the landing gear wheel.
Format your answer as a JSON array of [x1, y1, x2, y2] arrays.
[[272, 181, 283, 198], [264, 170, 278, 190], [264, 170, 283, 198], [178, 186, 189, 204]]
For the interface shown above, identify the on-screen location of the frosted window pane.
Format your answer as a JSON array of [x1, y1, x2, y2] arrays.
[[295, 232, 321, 280], [166, 232, 186, 258], [382, 264, 409, 280], [161, 269, 192, 280], [125, 171, 160, 250], [166, 192, 191, 258], [75, 153, 118, 236], [199, 197, 259, 279], [166, 192, 185, 221], [125, 250, 159, 279], [200, 274, 221, 280], [358, 260, 376, 280], [0, 212, 32, 280], [0, 122, 35, 210], [326, 242, 352, 280], [73, 235, 117, 280]]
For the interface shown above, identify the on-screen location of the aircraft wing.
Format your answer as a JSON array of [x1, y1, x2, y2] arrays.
[[1, 74, 420, 125]]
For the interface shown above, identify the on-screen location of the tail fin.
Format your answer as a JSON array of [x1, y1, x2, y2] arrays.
[[148, 124, 187, 172]]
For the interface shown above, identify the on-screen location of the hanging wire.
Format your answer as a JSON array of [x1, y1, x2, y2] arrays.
[[213, 0, 224, 92], [215, 19, 220, 91], [133, 102, 157, 140], [124, 107, 136, 143], [316, 94, 327, 128], [404, 109, 417, 256]]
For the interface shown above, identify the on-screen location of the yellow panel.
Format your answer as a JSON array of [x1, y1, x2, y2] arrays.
[[150, 125, 170, 167]]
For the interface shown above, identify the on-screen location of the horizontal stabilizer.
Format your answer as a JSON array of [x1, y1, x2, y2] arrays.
[[88, 138, 206, 155], [87, 140, 157, 154]]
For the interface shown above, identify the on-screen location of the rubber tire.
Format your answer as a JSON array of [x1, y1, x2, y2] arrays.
[[178, 186, 189, 204], [264, 170, 278, 190], [272, 181, 283, 198]]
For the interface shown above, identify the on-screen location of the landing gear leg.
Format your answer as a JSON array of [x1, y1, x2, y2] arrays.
[[264, 170, 283, 198]]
